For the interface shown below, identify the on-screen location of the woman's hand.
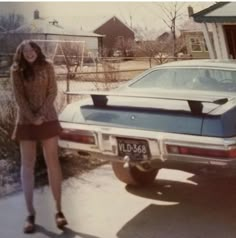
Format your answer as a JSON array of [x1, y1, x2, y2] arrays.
[[33, 116, 45, 126]]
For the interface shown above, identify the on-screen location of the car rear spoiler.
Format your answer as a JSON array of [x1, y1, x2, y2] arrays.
[[65, 91, 229, 115]]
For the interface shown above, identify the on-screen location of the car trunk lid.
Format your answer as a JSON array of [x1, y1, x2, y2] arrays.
[[62, 90, 230, 136]]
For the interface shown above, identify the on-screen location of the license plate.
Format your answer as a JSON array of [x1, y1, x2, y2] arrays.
[[117, 137, 150, 160]]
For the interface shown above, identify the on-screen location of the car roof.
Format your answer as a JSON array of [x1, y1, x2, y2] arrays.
[[153, 59, 236, 70]]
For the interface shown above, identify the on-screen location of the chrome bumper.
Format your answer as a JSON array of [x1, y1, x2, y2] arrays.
[[58, 122, 236, 168]]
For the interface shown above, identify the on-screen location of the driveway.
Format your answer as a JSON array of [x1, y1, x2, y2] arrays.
[[1, 164, 236, 238]]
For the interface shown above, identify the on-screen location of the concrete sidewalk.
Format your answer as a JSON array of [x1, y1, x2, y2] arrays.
[[2, 165, 228, 238], [0, 164, 118, 238], [2, 163, 168, 238]]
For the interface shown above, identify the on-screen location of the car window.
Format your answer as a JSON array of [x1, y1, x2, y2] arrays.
[[129, 68, 236, 92]]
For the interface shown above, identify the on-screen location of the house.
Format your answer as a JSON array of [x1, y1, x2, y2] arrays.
[[179, 6, 211, 59], [193, 2, 236, 59], [0, 10, 104, 58], [93, 16, 135, 56]]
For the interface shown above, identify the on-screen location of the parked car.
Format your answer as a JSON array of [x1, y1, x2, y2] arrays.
[[58, 60, 236, 186]]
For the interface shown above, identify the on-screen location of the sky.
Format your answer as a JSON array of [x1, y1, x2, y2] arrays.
[[0, 1, 213, 37]]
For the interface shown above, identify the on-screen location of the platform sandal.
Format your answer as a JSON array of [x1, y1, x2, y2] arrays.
[[23, 215, 35, 234], [55, 211, 68, 229]]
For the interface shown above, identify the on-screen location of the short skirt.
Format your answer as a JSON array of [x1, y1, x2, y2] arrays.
[[12, 120, 62, 141]]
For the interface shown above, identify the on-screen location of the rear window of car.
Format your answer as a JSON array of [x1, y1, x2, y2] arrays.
[[130, 68, 236, 92]]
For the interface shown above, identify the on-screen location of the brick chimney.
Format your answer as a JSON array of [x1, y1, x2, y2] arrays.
[[188, 6, 194, 17], [34, 9, 39, 19]]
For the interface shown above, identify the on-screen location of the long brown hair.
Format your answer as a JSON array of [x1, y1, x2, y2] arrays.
[[12, 40, 47, 81]]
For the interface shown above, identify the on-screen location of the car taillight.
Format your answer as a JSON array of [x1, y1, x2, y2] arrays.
[[60, 129, 95, 144], [166, 144, 236, 159]]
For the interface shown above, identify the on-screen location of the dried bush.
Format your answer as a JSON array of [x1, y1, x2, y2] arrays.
[[0, 88, 21, 196]]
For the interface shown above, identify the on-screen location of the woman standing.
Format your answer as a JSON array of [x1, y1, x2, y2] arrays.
[[11, 40, 68, 233]]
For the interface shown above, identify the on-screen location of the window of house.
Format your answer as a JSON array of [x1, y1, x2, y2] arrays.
[[190, 37, 202, 52]]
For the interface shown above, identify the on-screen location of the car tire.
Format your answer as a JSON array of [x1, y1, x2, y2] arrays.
[[111, 161, 158, 186]]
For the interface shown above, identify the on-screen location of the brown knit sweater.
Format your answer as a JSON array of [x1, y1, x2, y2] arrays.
[[11, 61, 58, 125]]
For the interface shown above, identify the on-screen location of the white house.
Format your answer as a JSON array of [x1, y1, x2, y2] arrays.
[[193, 2, 236, 59], [0, 10, 104, 56]]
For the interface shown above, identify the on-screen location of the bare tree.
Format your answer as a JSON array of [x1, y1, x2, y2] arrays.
[[133, 25, 171, 66], [0, 13, 24, 31], [0, 13, 25, 68], [136, 38, 172, 66], [118, 2, 146, 30], [54, 41, 85, 103], [153, 2, 188, 57], [57, 41, 85, 79]]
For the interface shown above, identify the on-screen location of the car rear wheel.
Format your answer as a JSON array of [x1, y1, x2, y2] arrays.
[[111, 161, 158, 186]]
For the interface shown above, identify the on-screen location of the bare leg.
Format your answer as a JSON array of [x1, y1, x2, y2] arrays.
[[42, 136, 62, 212], [20, 140, 37, 215]]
